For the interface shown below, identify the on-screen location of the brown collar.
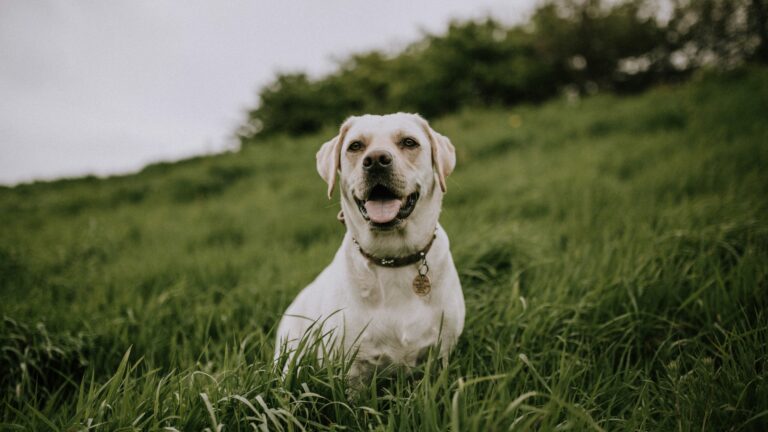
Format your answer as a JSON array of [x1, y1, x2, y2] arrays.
[[351, 233, 436, 268]]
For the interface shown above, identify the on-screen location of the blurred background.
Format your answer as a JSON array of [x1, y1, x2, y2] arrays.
[[2, 0, 765, 184], [240, 0, 766, 137], [0, 0, 526, 184]]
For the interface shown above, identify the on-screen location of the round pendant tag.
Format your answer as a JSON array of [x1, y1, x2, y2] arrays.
[[413, 274, 431, 296]]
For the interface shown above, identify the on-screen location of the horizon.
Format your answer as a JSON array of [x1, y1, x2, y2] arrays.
[[0, 1, 532, 186]]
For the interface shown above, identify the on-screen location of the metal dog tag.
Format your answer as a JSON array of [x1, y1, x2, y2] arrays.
[[413, 274, 431, 296], [413, 252, 431, 296]]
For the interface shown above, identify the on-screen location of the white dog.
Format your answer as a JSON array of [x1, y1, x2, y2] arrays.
[[275, 113, 465, 383]]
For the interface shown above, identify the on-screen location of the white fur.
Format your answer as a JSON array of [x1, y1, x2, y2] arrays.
[[275, 113, 464, 382]]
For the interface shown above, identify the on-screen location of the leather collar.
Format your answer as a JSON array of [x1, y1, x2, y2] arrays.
[[351, 233, 436, 268]]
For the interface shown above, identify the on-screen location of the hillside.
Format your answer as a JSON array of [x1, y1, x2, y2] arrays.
[[1, 67, 767, 430]]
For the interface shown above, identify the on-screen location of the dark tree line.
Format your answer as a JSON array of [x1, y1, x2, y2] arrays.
[[239, 0, 768, 139]]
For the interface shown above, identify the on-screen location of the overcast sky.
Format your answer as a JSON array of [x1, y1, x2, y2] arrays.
[[0, 1, 535, 185]]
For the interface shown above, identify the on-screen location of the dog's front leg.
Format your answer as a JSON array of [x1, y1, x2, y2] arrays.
[[345, 359, 376, 399]]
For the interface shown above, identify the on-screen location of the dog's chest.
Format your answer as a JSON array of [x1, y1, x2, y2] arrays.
[[353, 296, 443, 366]]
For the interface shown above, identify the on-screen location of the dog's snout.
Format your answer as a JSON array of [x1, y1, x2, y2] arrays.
[[362, 150, 393, 170]]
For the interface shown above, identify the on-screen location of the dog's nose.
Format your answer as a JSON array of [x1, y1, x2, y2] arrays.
[[362, 150, 393, 170]]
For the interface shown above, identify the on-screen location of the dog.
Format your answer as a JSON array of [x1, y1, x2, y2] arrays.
[[274, 113, 464, 384]]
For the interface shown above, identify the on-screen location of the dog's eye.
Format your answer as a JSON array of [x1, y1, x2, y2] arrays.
[[401, 137, 419, 148], [348, 141, 364, 152]]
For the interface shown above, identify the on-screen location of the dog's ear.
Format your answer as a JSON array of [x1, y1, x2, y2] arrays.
[[415, 115, 456, 193], [430, 129, 456, 193], [316, 118, 354, 199]]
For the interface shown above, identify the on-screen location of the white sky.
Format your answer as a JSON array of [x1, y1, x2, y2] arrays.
[[0, 1, 535, 185]]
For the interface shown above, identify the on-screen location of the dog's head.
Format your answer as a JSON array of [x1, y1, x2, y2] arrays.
[[316, 113, 455, 254]]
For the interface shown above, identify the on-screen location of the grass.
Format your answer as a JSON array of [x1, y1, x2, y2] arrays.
[[1, 66, 767, 431]]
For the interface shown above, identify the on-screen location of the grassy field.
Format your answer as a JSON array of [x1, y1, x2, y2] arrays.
[[1, 67, 767, 431]]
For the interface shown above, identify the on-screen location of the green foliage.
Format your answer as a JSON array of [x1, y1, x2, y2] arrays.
[[242, 0, 768, 137], [0, 317, 91, 402], [1, 68, 768, 430]]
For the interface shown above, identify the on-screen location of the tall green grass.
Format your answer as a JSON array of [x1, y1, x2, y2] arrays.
[[1, 67, 767, 430]]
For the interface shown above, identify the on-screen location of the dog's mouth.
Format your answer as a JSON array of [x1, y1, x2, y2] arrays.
[[354, 184, 419, 228]]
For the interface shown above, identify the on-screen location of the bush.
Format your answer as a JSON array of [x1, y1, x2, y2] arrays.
[[240, 0, 767, 139]]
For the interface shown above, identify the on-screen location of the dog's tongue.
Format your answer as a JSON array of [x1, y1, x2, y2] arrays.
[[364, 199, 402, 223]]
